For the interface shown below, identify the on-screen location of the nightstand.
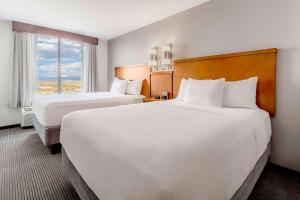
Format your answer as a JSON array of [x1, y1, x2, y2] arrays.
[[150, 71, 173, 99], [143, 97, 162, 103]]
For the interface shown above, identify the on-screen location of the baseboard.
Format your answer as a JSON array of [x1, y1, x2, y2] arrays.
[[267, 162, 300, 178], [22, 125, 34, 129], [0, 124, 20, 130]]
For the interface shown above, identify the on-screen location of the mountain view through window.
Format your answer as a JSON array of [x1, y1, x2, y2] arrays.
[[36, 35, 83, 94]]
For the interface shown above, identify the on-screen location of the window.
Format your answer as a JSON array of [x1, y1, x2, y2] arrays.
[[36, 35, 83, 94]]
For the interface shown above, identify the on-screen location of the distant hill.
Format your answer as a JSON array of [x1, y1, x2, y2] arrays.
[[38, 76, 81, 81]]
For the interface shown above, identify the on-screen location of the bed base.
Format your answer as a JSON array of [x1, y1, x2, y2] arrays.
[[62, 141, 271, 200], [62, 149, 99, 200], [33, 115, 61, 153], [232, 141, 271, 199]]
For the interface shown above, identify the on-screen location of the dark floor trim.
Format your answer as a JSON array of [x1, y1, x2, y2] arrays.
[[0, 124, 20, 130], [22, 125, 34, 129], [268, 163, 300, 178]]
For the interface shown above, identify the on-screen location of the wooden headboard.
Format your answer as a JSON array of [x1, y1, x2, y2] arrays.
[[115, 65, 151, 98], [173, 48, 277, 116]]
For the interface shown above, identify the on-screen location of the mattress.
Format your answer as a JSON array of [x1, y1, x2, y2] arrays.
[[32, 92, 144, 127], [61, 100, 272, 200], [62, 142, 271, 200]]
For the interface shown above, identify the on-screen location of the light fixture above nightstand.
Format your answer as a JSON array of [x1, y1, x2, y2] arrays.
[[161, 44, 172, 70], [149, 47, 158, 72]]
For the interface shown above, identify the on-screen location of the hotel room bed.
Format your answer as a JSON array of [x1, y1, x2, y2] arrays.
[[61, 49, 276, 199], [61, 100, 272, 200], [32, 92, 145, 148], [32, 65, 151, 151]]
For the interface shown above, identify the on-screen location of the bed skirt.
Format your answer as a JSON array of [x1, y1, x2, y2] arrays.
[[62, 141, 271, 200], [33, 115, 61, 147], [62, 148, 99, 200]]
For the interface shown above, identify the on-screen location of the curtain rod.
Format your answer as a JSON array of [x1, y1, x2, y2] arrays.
[[12, 21, 98, 45]]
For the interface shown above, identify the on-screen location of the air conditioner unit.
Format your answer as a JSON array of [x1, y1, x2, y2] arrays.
[[21, 107, 33, 127]]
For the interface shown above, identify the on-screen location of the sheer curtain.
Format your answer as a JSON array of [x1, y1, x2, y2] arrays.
[[83, 43, 97, 92], [9, 32, 36, 108]]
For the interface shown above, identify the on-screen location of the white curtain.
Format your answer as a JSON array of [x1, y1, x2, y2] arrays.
[[83, 43, 97, 92], [9, 32, 36, 107]]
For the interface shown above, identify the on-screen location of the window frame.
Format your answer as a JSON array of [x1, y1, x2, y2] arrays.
[[35, 34, 84, 95]]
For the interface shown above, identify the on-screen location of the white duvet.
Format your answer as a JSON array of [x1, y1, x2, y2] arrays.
[[61, 100, 271, 200], [32, 92, 144, 127]]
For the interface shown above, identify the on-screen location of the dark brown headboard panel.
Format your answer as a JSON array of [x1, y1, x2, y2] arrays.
[[115, 65, 151, 98], [173, 48, 277, 116]]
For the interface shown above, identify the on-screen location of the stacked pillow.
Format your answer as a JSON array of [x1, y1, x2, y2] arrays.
[[110, 78, 128, 94], [183, 78, 225, 107], [223, 77, 258, 108], [177, 77, 258, 108], [126, 80, 143, 95], [110, 78, 143, 95]]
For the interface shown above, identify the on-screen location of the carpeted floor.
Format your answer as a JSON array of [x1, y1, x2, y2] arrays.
[[249, 163, 300, 200], [0, 127, 80, 200], [0, 127, 300, 200]]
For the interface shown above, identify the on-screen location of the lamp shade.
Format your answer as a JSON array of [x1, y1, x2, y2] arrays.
[[149, 47, 158, 71], [161, 44, 172, 69]]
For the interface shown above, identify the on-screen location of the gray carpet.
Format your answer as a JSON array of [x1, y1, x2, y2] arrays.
[[1, 127, 300, 200], [248, 163, 300, 200], [0, 127, 80, 200]]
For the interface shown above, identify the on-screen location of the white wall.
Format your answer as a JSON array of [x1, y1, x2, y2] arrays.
[[97, 39, 108, 91], [108, 0, 300, 172], [0, 20, 20, 126]]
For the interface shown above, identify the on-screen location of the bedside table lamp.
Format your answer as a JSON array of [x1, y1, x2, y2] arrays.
[[149, 47, 158, 72], [161, 44, 172, 70]]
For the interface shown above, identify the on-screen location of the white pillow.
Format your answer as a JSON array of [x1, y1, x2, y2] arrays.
[[176, 79, 188, 101], [110, 78, 128, 94], [126, 80, 143, 95], [223, 77, 258, 108], [184, 78, 225, 107]]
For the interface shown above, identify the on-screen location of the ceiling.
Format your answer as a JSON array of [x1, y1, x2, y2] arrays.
[[0, 0, 210, 40]]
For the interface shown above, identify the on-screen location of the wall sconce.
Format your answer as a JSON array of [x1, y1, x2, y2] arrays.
[[161, 44, 172, 70], [149, 47, 158, 71]]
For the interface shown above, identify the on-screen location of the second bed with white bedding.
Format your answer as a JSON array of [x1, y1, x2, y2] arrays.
[[61, 100, 271, 200], [32, 92, 145, 127]]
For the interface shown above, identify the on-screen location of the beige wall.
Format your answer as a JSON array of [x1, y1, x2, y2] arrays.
[[108, 0, 300, 171]]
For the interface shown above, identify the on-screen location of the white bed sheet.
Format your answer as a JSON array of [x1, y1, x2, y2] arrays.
[[61, 100, 271, 200], [32, 92, 144, 127]]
